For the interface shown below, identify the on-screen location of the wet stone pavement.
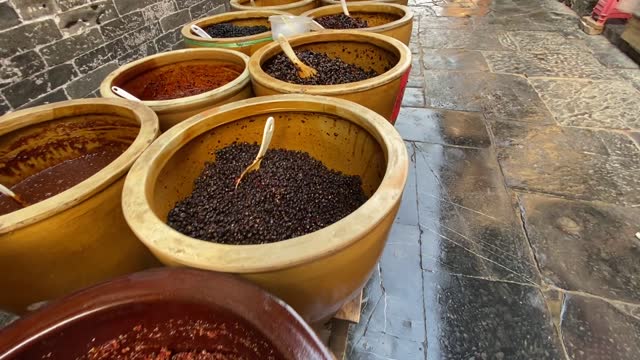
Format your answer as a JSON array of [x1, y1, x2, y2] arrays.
[[348, 0, 640, 359]]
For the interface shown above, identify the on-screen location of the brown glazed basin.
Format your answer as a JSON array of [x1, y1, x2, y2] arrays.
[[100, 48, 252, 131], [248, 31, 411, 123], [0, 268, 333, 359], [0, 98, 160, 314], [302, 3, 414, 45], [230, 0, 317, 15], [183, 10, 288, 55], [121, 95, 408, 325]]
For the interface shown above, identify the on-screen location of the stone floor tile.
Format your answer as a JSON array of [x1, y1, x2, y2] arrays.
[[415, 143, 540, 283], [367, 224, 425, 341], [498, 141, 640, 206], [420, 28, 517, 51], [349, 330, 426, 360], [490, 121, 640, 160], [591, 49, 640, 69], [530, 79, 640, 129], [395, 142, 419, 226], [422, 49, 489, 71], [518, 193, 640, 303], [396, 107, 490, 147], [484, 51, 617, 79], [423, 271, 565, 359], [419, 15, 473, 29], [617, 69, 640, 91], [402, 88, 426, 107], [424, 71, 554, 123], [561, 295, 640, 360], [507, 30, 590, 53]]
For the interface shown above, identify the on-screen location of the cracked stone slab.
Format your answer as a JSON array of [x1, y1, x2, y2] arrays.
[[402, 88, 426, 107], [490, 121, 640, 160], [395, 143, 419, 227], [519, 193, 640, 304], [424, 71, 554, 123], [420, 28, 517, 51], [484, 51, 617, 79], [422, 49, 489, 71], [423, 271, 565, 359], [419, 15, 473, 29], [498, 136, 640, 206], [473, 9, 579, 31], [507, 31, 590, 53], [396, 108, 490, 147], [415, 143, 540, 283], [368, 224, 425, 342], [617, 69, 640, 91], [562, 295, 640, 360], [530, 79, 640, 129]]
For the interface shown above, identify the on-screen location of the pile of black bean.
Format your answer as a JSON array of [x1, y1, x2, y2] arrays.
[[315, 14, 368, 29], [167, 143, 368, 245], [203, 22, 269, 38], [262, 50, 378, 85]]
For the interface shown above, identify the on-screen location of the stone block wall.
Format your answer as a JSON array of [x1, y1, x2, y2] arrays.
[[0, 0, 228, 116]]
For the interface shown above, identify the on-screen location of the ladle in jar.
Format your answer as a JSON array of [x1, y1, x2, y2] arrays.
[[0, 183, 29, 208], [276, 34, 317, 78], [340, 0, 350, 16], [235, 116, 275, 189], [111, 86, 141, 102], [191, 24, 213, 39]]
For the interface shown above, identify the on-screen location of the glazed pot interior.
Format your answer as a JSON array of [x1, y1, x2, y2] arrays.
[[151, 111, 386, 224], [110, 54, 246, 101], [261, 39, 400, 78], [0, 269, 331, 360], [0, 110, 139, 215], [316, 11, 402, 27], [198, 16, 271, 30], [236, 0, 300, 6]]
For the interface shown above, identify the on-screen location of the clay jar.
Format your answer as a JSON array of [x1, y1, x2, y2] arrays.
[[230, 0, 317, 15], [121, 95, 408, 325], [0, 268, 332, 360], [0, 98, 159, 313], [183, 10, 288, 55], [303, 3, 414, 45], [248, 31, 412, 124], [100, 48, 252, 131]]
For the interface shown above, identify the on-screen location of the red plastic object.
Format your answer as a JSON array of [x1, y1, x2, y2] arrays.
[[390, 65, 411, 125], [592, 0, 632, 25]]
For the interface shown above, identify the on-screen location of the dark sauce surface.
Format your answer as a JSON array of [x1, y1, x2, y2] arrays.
[[0, 145, 127, 216]]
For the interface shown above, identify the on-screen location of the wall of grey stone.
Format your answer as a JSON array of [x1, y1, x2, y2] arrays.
[[0, 0, 229, 116]]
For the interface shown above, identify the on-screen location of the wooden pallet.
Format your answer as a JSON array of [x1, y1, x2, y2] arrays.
[[316, 292, 363, 359]]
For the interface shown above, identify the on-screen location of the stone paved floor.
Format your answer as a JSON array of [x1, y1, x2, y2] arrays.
[[347, 0, 640, 359]]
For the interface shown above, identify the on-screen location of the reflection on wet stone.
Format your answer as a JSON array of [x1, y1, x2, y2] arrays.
[[421, 29, 516, 50], [396, 108, 490, 147], [519, 193, 640, 303], [415, 143, 540, 283], [424, 71, 553, 123], [484, 51, 617, 79], [562, 295, 640, 360], [422, 49, 489, 71], [423, 271, 565, 360]]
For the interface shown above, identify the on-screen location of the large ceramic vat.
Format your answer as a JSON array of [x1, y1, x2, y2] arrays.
[[183, 10, 287, 55], [0, 268, 332, 359], [100, 48, 252, 131], [0, 98, 160, 314], [230, 0, 317, 15], [322, 0, 408, 6], [248, 31, 411, 123], [302, 3, 413, 45], [121, 95, 408, 325]]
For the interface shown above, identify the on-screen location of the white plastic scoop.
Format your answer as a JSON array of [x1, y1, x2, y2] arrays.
[[191, 24, 212, 39], [340, 0, 350, 16], [235, 116, 275, 188], [0, 183, 28, 208], [111, 86, 141, 102]]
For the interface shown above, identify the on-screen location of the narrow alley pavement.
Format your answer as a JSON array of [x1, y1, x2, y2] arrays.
[[348, 0, 640, 359]]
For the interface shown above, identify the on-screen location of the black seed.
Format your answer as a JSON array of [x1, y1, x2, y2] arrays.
[[202, 22, 270, 38], [262, 50, 378, 85], [167, 143, 368, 245], [315, 14, 368, 29]]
